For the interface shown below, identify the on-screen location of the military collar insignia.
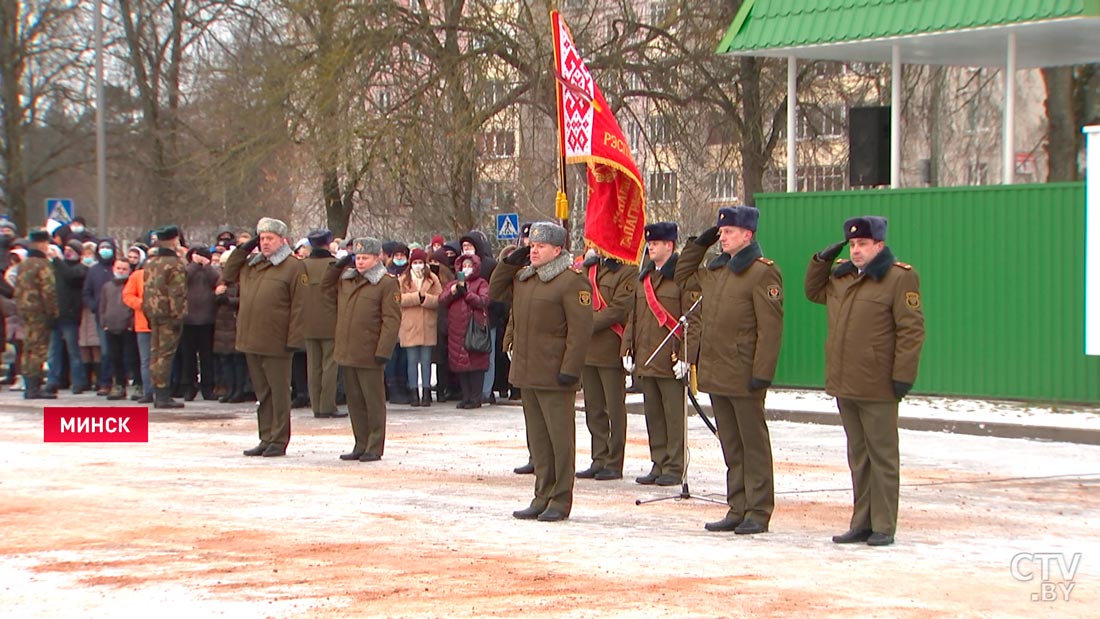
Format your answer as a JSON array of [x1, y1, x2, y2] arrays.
[[833, 246, 896, 282], [518, 252, 573, 282], [248, 243, 293, 267], [707, 241, 762, 274], [638, 253, 679, 281]]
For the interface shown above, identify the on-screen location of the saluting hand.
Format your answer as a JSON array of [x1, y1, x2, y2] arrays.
[[816, 241, 846, 262], [693, 226, 720, 247]]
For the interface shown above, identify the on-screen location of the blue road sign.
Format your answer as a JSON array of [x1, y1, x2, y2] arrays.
[[45, 198, 74, 223], [496, 212, 519, 241]]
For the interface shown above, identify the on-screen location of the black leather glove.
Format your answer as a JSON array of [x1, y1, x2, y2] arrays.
[[816, 241, 845, 262], [375, 356, 389, 365], [334, 254, 354, 269], [749, 377, 771, 391], [239, 236, 260, 253], [893, 381, 913, 400], [557, 373, 578, 386], [694, 226, 720, 247], [453, 283, 466, 296], [503, 245, 531, 266]]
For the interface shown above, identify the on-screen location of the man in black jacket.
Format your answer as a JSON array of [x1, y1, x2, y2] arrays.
[[45, 241, 89, 394], [81, 238, 119, 395]]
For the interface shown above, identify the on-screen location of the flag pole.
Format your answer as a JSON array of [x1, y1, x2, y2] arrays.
[[550, 11, 571, 248]]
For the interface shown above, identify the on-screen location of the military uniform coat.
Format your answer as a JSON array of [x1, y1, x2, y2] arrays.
[[674, 240, 783, 396], [583, 257, 637, 368], [222, 244, 305, 356], [142, 248, 188, 325], [322, 261, 401, 369], [489, 252, 593, 390], [622, 253, 700, 377], [804, 247, 925, 401], [300, 251, 338, 339], [15, 251, 58, 375]]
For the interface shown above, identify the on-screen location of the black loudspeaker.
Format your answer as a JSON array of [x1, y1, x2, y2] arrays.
[[849, 106, 891, 186]]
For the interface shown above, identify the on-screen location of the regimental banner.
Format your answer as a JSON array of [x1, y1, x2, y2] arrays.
[[551, 10, 646, 265]]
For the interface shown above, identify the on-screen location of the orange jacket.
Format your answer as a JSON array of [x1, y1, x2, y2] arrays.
[[122, 268, 150, 333]]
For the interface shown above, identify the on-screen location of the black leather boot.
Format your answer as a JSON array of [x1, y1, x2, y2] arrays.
[[154, 387, 185, 409]]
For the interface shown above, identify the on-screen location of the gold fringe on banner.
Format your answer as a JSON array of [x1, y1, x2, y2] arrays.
[[555, 191, 569, 220]]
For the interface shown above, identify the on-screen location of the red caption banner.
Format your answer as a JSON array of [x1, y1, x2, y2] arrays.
[[43, 407, 149, 443]]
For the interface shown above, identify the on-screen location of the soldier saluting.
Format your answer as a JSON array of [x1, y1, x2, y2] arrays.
[[675, 206, 783, 536], [805, 216, 924, 547]]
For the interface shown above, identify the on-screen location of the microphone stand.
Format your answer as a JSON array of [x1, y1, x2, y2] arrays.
[[636, 294, 724, 506]]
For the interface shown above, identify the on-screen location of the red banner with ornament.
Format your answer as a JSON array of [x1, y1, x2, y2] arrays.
[[552, 10, 646, 265]]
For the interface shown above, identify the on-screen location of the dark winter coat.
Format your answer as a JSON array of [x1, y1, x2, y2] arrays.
[[81, 239, 117, 318], [183, 262, 220, 325], [213, 281, 240, 355], [97, 278, 133, 333], [53, 258, 87, 321], [459, 230, 505, 329], [438, 254, 490, 372]]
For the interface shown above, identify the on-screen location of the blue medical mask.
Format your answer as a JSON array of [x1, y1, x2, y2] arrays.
[[393, 258, 408, 267], [98, 247, 113, 260], [81, 257, 95, 267]]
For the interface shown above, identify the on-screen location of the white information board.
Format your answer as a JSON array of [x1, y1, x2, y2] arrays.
[[1086, 125, 1100, 356]]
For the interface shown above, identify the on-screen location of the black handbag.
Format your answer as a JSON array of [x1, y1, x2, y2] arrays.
[[464, 314, 491, 353]]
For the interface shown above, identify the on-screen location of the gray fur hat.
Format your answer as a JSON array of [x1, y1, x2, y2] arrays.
[[351, 237, 383, 255], [527, 221, 567, 247], [256, 217, 289, 238]]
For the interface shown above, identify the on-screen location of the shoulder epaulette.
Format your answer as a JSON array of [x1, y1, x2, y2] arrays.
[[571, 266, 584, 273], [893, 262, 912, 270], [756, 257, 774, 266], [835, 258, 849, 264], [386, 272, 397, 278]]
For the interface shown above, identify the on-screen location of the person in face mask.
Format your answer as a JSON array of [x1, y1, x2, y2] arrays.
[[68, 217, 94, 242], [98, 259, 136, 400], [397, 249, 442, 406], [81, 237, 121, 395], [438, 254, 491, 409]]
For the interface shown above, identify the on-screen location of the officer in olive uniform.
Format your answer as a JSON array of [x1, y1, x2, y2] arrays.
[[323, 237, 401, 462], [622, 222, 699, 486], [676, 206, 783, 535], [577, 252, 637, 481], [142, 225, 188, 409], [301, 229, 344, 418], [489, 222, 592, 522], [805, 216, 925, 547], [15, 229, 59, 399], [223, 217, 305, 458]]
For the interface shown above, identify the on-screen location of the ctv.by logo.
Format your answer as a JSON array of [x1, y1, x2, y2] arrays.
[[1010, 552, 1081, 602]]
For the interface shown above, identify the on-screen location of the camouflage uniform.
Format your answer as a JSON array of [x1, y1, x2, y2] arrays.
[[142, 247, 188, 388], [15, 250, 59, 381]]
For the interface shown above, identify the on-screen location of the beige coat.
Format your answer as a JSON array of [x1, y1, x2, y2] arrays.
[[398, 269, 442, 347]]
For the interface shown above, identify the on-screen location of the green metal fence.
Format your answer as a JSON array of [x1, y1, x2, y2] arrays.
[[753, 182, 1100, 403]]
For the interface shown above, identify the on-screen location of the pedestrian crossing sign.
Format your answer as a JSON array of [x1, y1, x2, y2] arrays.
[[496, 213, 519, 241], [45, 198, 74, 223]]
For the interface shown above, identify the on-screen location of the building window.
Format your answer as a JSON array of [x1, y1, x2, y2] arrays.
[[624, 119, 644, 153], [646, 114, 670, 145], [477, 181, 516, 212], [768, 165, 846, 192], [480, 80, 509, 110], [647, 1, 669, 24], [709, 170, 738, 202], [798, 105, 845, 140], [648, 171, 677, 203], [479, 130, 516, 158]]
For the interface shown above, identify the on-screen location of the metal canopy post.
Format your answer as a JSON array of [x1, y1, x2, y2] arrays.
[[891, 44, 901, 188], [1003, 30, 1017, 185], [787, 56, 797, 192]]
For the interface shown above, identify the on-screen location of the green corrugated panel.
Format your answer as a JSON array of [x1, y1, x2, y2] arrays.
[[718, 0, 1097, 54], [755, 182, 1100, 404]]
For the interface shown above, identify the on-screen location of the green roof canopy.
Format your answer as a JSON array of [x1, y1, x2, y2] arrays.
[[718, 0, 1100, 68]]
